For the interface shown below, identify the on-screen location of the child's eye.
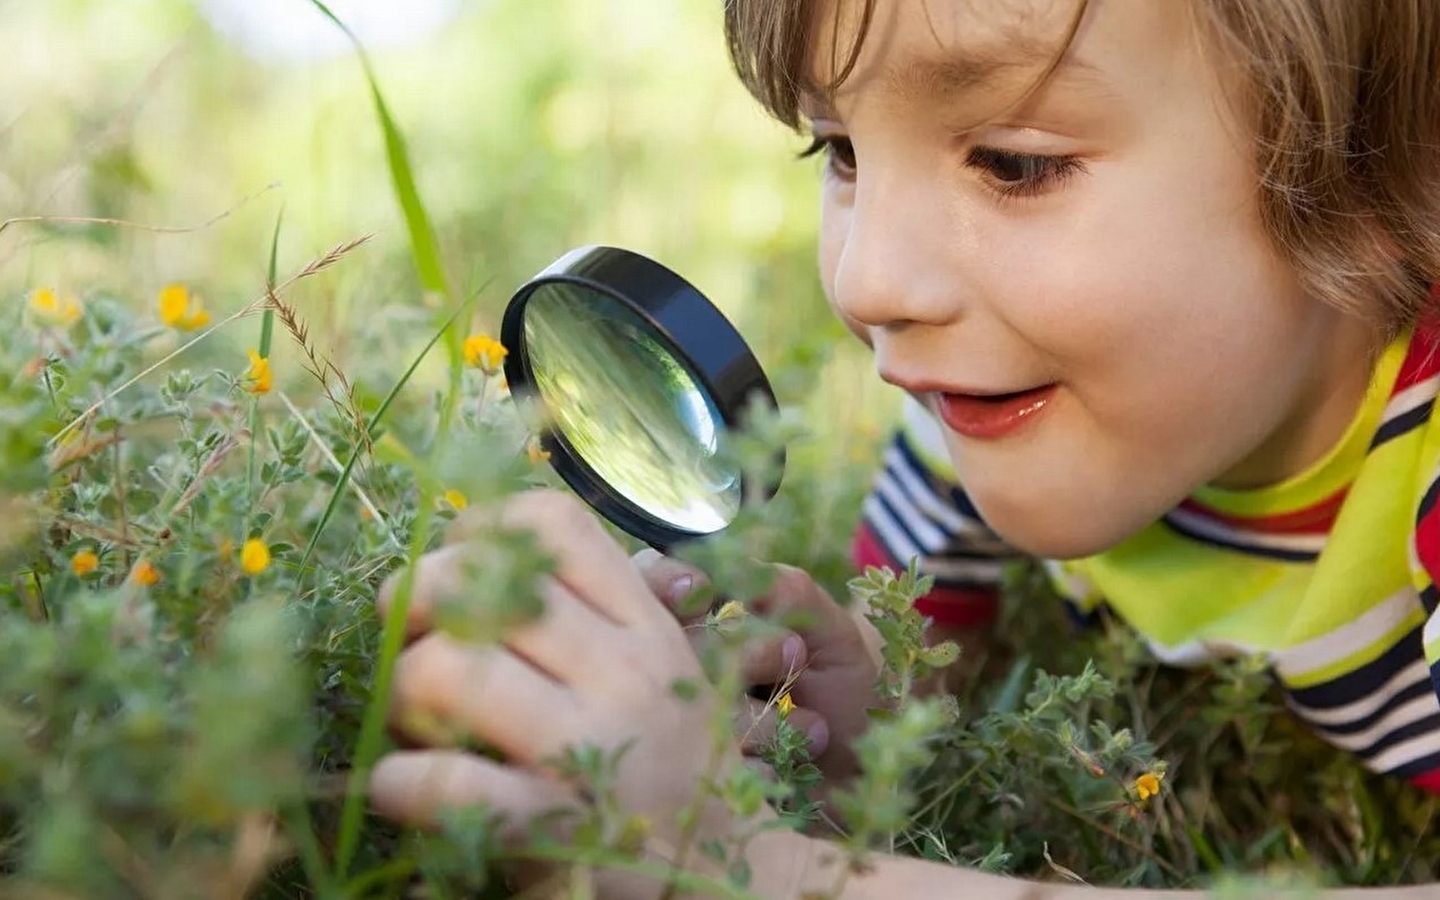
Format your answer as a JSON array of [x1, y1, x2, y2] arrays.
[[799, 135, 857, 181], [966, 146, 1084, 200]]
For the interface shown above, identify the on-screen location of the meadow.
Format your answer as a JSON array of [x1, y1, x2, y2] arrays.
[[1, 2, 1437, 897]]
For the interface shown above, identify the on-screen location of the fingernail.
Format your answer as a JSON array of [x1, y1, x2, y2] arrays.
[[667, 574, 694, 606], [782, 634, 805, 672], [806, 718, 829, 756]]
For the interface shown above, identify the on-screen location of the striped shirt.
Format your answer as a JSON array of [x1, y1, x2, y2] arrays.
[[853, 323, 1440, 794]]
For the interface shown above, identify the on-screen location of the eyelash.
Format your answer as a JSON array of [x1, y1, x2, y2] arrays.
[[798, 136, 1084, 201]]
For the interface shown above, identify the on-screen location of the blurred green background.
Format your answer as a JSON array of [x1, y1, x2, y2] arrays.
[[1, 0, 899, 475]]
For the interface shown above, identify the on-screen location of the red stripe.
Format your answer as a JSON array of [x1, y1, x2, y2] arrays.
[[1178, 487, 1348, 536], [851, 524, 999, 627], [1416, 494, 1440, 580], [1409, 768, 1440, 796], [1394, 313, 1440, 393]]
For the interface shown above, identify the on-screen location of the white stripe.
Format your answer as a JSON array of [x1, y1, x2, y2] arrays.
[[882, 445, 1012, 554], [902, 394, 955, 469], [1164, 507, 1327, 555], [1287, 658, 1432, 726], [1275, 588, 1424, 680], [1425, 606, 1440, 652], [1380, 373, 1440, 424], [1142, 636, 1262, 668], [862, 495, 1006, 584], [863, 494, 919, 562], [918, 556, 1007, 583], [883, 444, 967, 534], [1308, 693, 1440, 753], [874, 471, 947, 551], [1366, 727, 1440, 774]]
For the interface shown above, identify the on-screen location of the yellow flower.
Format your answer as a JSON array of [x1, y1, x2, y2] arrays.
[[775, 693, 796, 717], [29, 287, 82, 327], [70, 549, 99, 576], [129, 559, 160, 587], [712, 599, 747, 623], [244, 350, 272, 395], [157, 283, 211, 331], [1134, 772, 1163, 802], [462, 333, 508, 374], [443, 488, 468, 510], [240, 538, 270, 576]]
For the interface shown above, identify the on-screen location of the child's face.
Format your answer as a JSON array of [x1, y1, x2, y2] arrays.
[[804, 0, 1377, 558]]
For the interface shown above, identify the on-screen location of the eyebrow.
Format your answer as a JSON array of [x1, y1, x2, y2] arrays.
[[800, 40, 1105, 118]]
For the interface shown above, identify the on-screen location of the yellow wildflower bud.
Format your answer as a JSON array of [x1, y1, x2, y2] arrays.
[[29, 287, 82, 327], [776, 693, 796, 717], [443, 488, 468, 510], [240, 538, 270, 576], [129, 559, 161, 587], [70, 549, 99, 576], [712, 600, 747, 623], [1134, 772, 1163, 802], [244, 350, 272, 395], [157, 284, 210, 331], [462, 334, 508, 374]]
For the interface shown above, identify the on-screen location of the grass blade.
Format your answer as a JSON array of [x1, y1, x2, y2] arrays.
[[306, 0, 450, 302]]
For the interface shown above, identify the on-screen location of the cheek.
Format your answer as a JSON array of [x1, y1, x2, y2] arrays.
[[982, 160, 1303, 401]]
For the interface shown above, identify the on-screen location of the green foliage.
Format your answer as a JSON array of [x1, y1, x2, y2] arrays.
[[1, 4, 1437, 898]]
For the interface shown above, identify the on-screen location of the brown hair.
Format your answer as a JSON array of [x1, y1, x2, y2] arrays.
[[724, 0, 1440, 340]]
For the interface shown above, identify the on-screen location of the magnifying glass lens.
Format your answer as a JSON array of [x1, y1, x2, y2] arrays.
[[523, 281, 742, 534]]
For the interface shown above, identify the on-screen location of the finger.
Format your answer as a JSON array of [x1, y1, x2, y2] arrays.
[[391, 633, 580, 765], [504, 576, 626, 685], [631, 548, 711, 622], [743, 756, 776, 783], [747, 565, 856, 656], [736, 696, 829, 758], [370, 749, 580, 841], [487, 491, 663, 627], [737, 630, 808, 690], [376, 542, 476, 646]]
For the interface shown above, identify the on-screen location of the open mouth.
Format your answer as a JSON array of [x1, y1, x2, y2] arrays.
[[937, 384, 1057, 439]]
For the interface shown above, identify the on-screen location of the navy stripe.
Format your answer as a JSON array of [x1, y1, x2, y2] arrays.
[[1065, 600, 1103, 631], [1303, 678, 1436, 737], [1390, 748, 1440, 779], [891, 431, 1013, 553], [868, 487, 937, 558], [891, 432, 993, 525], [1422, 584, 1439, 616], [1162, 516, 1319, 563], [1287, 624, 1424, 709], [893, 432, 959, 499], [1369, 399, 1431, 450], [931, 545, 1015, 563], [1350, 712, 1440, 762]]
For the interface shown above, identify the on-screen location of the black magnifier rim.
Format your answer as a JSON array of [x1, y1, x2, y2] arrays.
[[501, 245, 783, 552]]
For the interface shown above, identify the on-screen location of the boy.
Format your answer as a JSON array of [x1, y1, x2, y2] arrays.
[[370, 0, 1440, 896]]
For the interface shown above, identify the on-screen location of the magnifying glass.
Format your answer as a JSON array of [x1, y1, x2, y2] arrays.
[[500, 245, 784, 552]]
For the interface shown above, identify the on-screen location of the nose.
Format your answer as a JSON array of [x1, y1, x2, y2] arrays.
[[829, 173, 966, 330]]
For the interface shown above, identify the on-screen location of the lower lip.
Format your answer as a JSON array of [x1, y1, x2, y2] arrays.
[[938, 385, 1057, 439]]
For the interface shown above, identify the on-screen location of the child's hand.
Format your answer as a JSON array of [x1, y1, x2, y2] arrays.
[[633, 551, 884, 786], [368, 490, 777, 896]]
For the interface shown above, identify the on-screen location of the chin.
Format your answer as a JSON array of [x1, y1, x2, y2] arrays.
[[977, 501, 1148, 561]]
